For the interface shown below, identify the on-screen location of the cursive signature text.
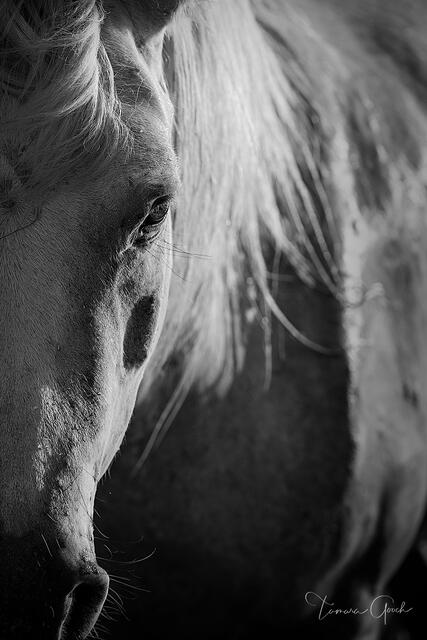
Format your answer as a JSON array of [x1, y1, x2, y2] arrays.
[[305, 592, 413, 626]]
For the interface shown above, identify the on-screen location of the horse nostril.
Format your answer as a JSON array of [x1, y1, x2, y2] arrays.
[[60, 567, 109, 640]]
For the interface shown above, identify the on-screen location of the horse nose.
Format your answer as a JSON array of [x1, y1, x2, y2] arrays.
[[60, 564, 109, 640], [0, 534, 109, 639]]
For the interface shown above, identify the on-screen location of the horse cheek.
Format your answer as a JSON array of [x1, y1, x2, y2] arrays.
[[101, 228, 172, 472]]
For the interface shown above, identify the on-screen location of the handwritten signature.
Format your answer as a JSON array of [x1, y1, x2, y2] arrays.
[[305, 592, 413, 626]]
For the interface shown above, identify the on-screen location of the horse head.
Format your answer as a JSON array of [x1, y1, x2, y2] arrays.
[[0, 1, 180, 637]]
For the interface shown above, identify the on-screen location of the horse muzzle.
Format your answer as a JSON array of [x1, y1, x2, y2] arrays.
[[0, 532, 109, 639]]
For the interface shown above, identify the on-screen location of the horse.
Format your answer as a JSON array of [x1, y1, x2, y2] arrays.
[[97, 1, 427, 638], [1, 0, 427, 638]]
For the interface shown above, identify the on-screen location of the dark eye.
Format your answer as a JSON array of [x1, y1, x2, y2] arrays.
[[130, 196, 171, 248], [145, 196, 171, 227]]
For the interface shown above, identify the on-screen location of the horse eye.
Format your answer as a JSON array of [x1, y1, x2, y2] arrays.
[[129, 196, 172, 248], [145, 196, 171, 227]]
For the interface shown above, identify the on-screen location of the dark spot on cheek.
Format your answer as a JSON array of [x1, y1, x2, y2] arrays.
[[123, 296, 159, 370], [402, 383, 419, 409]]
